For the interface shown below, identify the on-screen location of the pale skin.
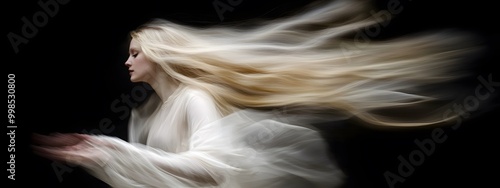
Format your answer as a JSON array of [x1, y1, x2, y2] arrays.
[[32, 38, 180, 166]]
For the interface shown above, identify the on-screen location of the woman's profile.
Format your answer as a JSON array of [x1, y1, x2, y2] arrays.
[[32, 0, 484, 187]]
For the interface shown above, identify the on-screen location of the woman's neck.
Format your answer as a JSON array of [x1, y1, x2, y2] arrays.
[[148, 73, 180, 103]]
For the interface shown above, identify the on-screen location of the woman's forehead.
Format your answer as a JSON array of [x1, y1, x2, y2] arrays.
[[129, 39, 140, 50]]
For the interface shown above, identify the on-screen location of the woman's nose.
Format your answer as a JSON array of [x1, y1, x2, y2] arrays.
[[125, 58, 131, 67]]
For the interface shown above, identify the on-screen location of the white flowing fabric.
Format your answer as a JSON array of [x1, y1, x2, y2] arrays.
[[81, 84, 345, 188]]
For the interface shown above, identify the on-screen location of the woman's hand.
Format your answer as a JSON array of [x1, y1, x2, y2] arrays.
[[32, 133, 111, 167]]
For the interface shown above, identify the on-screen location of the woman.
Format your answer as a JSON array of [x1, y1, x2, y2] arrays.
[[32, 0, 482, 187]]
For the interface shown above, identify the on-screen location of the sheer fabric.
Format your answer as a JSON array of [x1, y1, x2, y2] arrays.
[[82, 84, 345, 188]]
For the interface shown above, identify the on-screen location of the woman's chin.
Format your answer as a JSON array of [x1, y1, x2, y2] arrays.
[[130, 77, 139, 83]]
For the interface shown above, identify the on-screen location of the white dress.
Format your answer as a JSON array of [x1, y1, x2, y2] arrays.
[[82, 84, 345, 188]]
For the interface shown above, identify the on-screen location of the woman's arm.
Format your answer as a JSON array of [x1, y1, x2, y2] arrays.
[[33, 91, 235, 188], [99, 92, 228, 186]]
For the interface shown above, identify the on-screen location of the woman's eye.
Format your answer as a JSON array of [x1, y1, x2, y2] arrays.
[[132, 53, 138, 58]]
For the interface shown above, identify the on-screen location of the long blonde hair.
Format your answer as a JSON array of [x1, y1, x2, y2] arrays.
[[130, 0, 482, 126]]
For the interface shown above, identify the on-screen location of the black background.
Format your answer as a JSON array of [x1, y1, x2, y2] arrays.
[[5, 0, 499, 187]]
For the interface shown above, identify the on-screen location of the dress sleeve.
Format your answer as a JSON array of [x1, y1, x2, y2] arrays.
[[82, 91, 238, 188]]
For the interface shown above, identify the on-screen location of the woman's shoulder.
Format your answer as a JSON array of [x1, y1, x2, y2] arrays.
[[182, 85, 213, 100]]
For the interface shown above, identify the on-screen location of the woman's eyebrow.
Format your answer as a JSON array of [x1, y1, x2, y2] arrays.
[[129, 48, 137, 54]]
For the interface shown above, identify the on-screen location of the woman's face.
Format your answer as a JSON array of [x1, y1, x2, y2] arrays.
[[125, 38, 157, 83]]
